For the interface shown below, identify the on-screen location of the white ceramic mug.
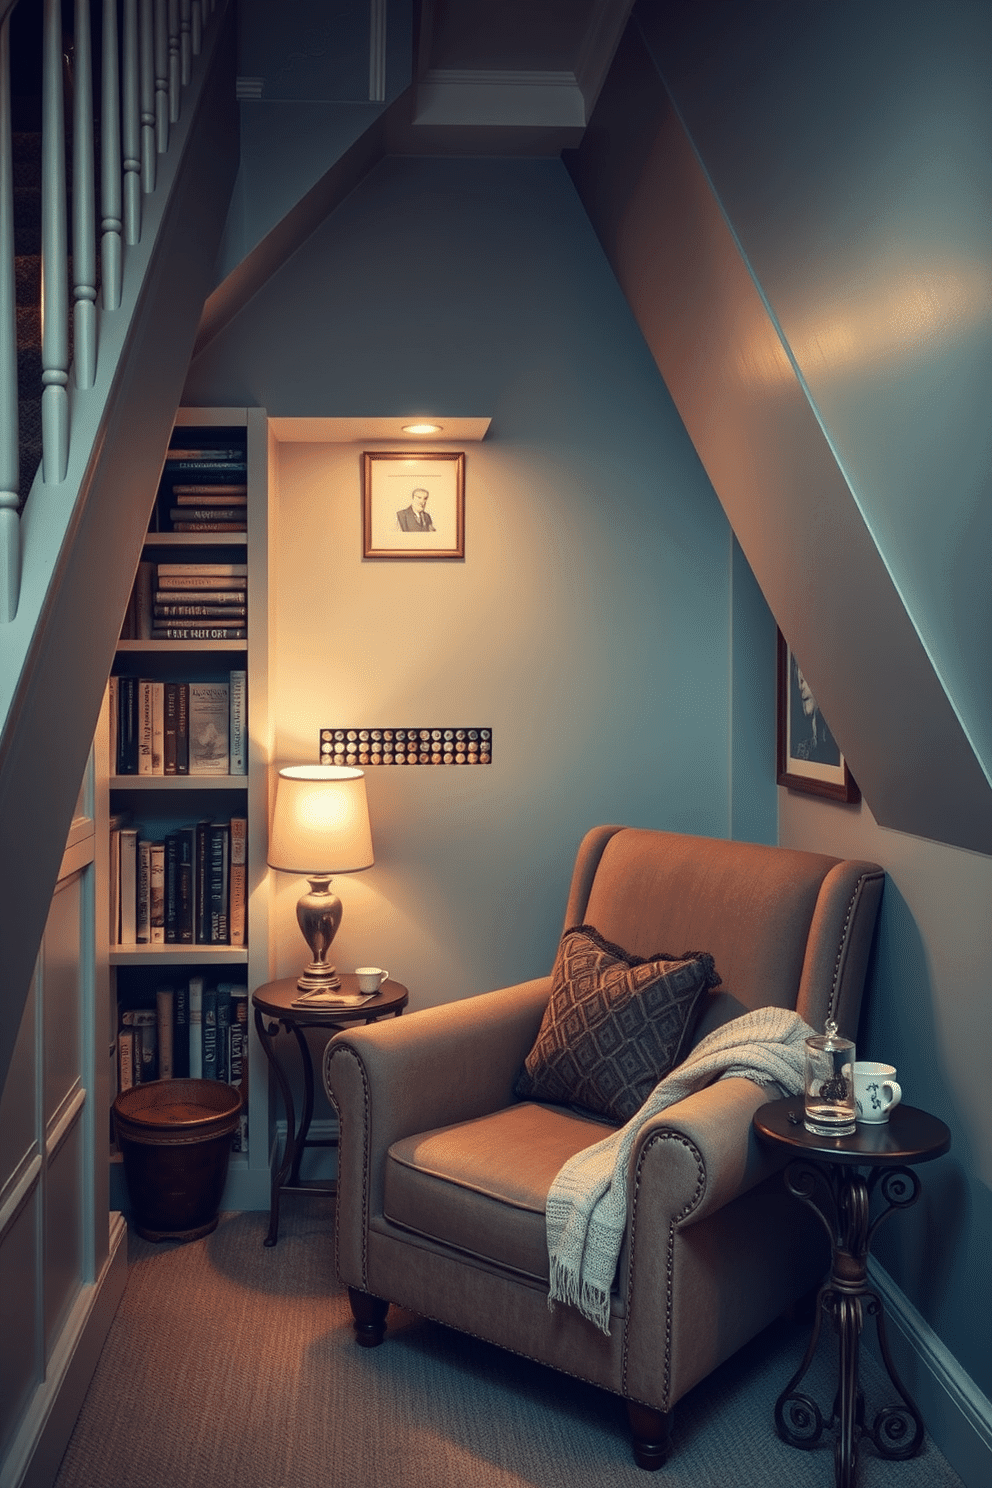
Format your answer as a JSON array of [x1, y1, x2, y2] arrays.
[[854, 1061, 901, 1123], [355, 966, 388, 994]]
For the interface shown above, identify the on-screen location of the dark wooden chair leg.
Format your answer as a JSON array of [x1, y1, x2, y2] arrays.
[[626, 1401, 673, 1470], [348, 1286, 390, 1347]]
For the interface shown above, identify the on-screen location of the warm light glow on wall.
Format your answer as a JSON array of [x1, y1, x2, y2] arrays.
[[401, 422, 443, 435]]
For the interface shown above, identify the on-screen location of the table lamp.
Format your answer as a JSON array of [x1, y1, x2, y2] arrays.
[[267, 765, 374, 991]]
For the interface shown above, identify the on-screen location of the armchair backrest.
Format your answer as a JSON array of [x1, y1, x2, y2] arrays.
[[563, 826, 884, 1044]]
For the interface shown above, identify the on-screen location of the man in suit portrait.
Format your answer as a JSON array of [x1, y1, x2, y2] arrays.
[[396, 487, 435, 532]]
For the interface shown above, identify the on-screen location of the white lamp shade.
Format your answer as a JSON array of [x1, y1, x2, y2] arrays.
[[267, 766, 374, 874]]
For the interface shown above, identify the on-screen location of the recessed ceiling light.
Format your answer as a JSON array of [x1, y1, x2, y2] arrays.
[[401, 422, 443, 435]]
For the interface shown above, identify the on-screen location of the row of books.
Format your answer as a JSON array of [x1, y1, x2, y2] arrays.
[[153, 438, 248, 534], [110, 671, 247, 776], [121, 561, 248, 642], [117, 979, 249, 1150], [111, 817, 247, 946]]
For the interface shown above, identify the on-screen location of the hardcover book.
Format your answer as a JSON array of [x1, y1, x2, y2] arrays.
[[229, 672, 247, 776], [188, 682, 230, 774], [188, 975, 204, 1079], [229, 817, 247, 946]]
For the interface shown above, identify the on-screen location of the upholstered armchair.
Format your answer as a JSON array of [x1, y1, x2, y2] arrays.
[[323, 826, 884, 1469]]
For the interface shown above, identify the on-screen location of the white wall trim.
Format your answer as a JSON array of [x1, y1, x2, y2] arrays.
[[1, 1213, 127, 1488], [868, 1257, 992, 1488]]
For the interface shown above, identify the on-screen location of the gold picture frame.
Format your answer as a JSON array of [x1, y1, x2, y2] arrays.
[[362, 451, 465, 559]]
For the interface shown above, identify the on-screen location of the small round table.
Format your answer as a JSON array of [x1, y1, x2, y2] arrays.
[[753, 1097, 950, 1488], [252, 975, 408, 1246]]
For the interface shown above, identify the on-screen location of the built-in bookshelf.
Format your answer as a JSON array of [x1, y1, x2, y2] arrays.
[[100, 408, 271, 1213]]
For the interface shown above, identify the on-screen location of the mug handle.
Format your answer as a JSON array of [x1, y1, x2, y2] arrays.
[[379, 969, 389, 986], [883, 1078, 902, 1111]]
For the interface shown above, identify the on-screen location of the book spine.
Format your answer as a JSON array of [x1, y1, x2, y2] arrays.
[[136, 838, 152, 943], [155, 588, 247, 602], [133, 561, 155, 640], [168, 507, 247, 524], [109, 827, 121, 943], [166, 448, 245, 462], [172, 485, 248, 500], [118, 829, 138, 943], [156, 563, 248, 578], [117, 1027, 135, 1096], [229, 817, 247, 946], [188, 682, 230, 774], [227, 986, 249, 1153], [108, 677, 118, 774], [229, 671, 247, 776], [154, 605, 247, 620], [122, 1009, 158, 1082], [151, 681, 165, 774], [152, 626, 247, 641], [138, 681, 154, 775], [170, 522, 246, 533], [163, 833, 179, 942], [188, 976, 204, 1078], [175, 682, 189, 774], [216, 988, 231, 1084], [176, 828, 194, 943], [208, 822, 230, 944], [163, 682, 179, 774], [173, 981, 190, 1078], [163, 458, 247, 475], [194, 820, 211, 943], [156, 987, 175, 1079], [117, 677, 139, 774], [201, 986, 218, 1081], [149, 840, 165, 943]]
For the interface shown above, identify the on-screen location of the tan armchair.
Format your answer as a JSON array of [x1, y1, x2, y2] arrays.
[[323, 826, 884, 1469]]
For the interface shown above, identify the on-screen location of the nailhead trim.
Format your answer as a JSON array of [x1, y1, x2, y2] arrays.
[[621, 1129, 706, 1406]]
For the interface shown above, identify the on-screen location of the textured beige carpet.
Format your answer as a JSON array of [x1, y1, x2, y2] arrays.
[[54, 1200, 965, 1488]]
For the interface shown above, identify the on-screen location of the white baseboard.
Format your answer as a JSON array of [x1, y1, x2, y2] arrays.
[[867, 1258, 992, 1488], [2, 1213, 128, 1488]]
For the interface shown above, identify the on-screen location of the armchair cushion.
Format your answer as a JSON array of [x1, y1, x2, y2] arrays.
[[513, 924, 720, 1123], [384, 1101, 616, 1283]]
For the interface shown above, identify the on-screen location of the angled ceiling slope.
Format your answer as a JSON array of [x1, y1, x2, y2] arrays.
[[565, 19, 992, 856], [194, 0, 635, 360]]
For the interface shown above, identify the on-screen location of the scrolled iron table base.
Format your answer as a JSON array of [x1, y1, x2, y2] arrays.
[[754, 1100, 950, 1488]]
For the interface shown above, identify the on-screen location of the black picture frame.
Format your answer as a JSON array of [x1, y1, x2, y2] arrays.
[[776, 632, 859, 803]]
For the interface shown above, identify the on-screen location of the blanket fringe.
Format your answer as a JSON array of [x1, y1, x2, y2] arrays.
[[549, 1257, 612, 1335]]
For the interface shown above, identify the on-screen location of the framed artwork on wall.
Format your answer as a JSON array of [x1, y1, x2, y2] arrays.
[[363, 451, 465, 559], [776, 631, 859, 802]]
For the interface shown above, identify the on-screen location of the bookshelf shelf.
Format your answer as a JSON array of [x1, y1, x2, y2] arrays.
[[110, 946, 249, 966], [101, 407, 271, 1215], [141, 532, 248, 547], [110, 775, 248, 790], [116, 639, 249, 653]]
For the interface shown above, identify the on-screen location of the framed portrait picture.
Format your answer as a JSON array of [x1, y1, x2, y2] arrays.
[[363, 451, 465, 559], [776, 632, 859, 802]]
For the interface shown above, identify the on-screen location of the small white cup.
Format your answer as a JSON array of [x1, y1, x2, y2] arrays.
[[854, 1061, 901, 1123], [355, 966, 388, 994]]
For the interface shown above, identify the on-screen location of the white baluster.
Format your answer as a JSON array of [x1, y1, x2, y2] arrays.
[[140, 0, 155, 191], [122, 0, 141, 241], [101, 0, 122, 304], [154, 0, 168, 153], [73, 0, 97, 389], [179, 0, 191, 85], [0, 13, 19, 621], [42, 0, 69, 484], [168, 0, 180, 121]]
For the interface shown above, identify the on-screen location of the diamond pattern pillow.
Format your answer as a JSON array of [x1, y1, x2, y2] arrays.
[[514, 925, 721, 1124]]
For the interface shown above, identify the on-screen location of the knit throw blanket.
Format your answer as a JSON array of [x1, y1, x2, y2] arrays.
[[546, 1005, 816, 1334]]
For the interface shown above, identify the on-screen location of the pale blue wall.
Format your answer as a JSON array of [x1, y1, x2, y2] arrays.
[[185, 155, 774, 1002], [631, 0, 992, 1408]]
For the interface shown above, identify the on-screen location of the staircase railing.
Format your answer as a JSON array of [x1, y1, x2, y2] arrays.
[[0, 0, 220, 623]]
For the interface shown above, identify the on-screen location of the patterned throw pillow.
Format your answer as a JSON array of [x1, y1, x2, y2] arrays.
[[514, 925, 721, 1124]]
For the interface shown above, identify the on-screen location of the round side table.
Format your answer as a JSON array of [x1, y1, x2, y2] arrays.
[[753, 1097, 950, 1488], [252, 975, 408, 1246]]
